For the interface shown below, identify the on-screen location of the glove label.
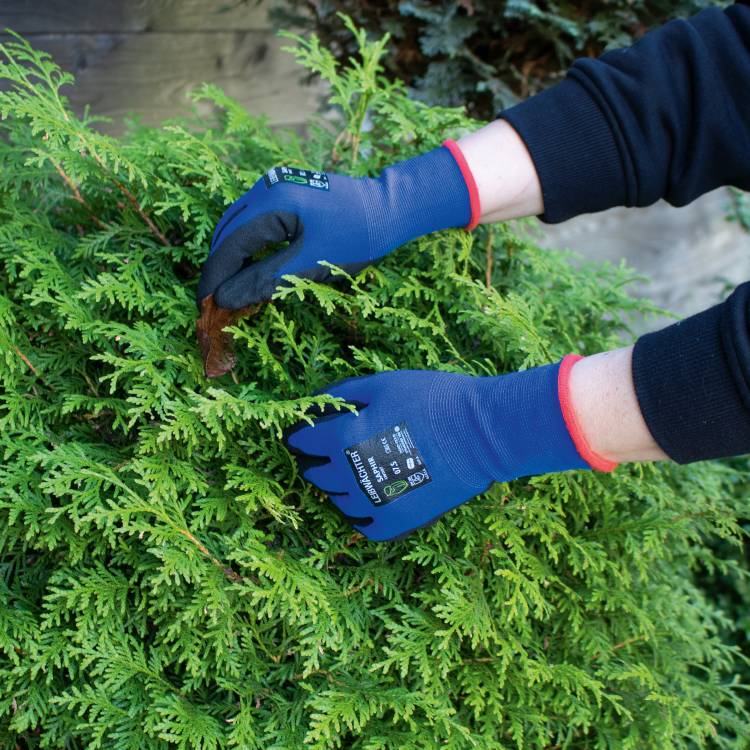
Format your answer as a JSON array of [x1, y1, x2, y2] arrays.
[[264, 166, 329, 191], [345, 423, 432, 506]]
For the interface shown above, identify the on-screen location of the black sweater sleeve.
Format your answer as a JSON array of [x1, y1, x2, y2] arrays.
[[500, 1, 750, 224], [499, 2, 750, 463], [631, 284, 750, 462]]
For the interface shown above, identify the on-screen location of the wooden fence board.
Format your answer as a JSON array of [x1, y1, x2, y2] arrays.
[[0, 30, 323, 130], [0, 0, 274, 33]]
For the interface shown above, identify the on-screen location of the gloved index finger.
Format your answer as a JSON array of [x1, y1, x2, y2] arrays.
[[210, 201, 249, 253], [196, 210, 300, 307]]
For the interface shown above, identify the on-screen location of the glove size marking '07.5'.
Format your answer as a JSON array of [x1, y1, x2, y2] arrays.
[[345, 422, 433, 506], [196, 141, 478, 310], [285, 359, 616, 542]]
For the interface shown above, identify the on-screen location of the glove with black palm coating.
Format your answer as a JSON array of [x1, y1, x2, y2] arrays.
[[197, 141, 478, 308], [284, 357, 616, 542]]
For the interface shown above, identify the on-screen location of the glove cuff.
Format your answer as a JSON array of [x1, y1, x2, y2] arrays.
[[558, 354, 619, 472], [429, 362, 593, 488], [443, 139, 481, 230], [363, 145, 475, 256]]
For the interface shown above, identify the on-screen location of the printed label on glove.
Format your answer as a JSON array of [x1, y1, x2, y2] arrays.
[[264, 167, 329, 191], [345, 423, 432, 506]]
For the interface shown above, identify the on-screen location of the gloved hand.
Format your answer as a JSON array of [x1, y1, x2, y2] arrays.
[[284, 356, 616, 541], [197, 141, 478, 308]]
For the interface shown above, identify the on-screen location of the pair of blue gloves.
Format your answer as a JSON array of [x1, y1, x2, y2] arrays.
[[197, 142, 612, 541]]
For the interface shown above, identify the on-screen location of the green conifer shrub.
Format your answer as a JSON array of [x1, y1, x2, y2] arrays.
[[0, 21, 749, 750]]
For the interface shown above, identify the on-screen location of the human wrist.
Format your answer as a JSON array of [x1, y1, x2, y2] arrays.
[[456, 119, 544, 223], [564, 347, 668, 464]]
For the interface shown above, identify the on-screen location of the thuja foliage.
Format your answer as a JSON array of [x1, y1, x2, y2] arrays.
[[271, 0, 717, 118], [1, 20, 750, 750]]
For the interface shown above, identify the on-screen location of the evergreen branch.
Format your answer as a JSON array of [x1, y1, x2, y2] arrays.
[[108, 172, 170, 247], [13, 344, 39, 377], [50, 158, 109, 231], [175, 526, 243, 584], [87, 151, 170, 246]]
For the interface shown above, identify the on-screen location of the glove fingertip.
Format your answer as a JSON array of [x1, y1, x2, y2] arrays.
[[214, 277, 269, 309], [284, 423, 315, 453]]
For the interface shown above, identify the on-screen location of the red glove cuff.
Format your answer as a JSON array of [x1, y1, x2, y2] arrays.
[[443, 139, 481, 231]]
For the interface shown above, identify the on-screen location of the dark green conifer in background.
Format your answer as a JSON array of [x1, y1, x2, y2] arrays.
[[271, 0, 718, 118], [0, 21, 748, 750]]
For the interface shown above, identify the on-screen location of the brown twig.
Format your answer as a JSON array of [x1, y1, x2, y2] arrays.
[[591, 634, 650, 662], [14, 345, 39, 377], [177, 527, 243, 584], [462, 656, 495, 664], [291, 668, 342, 685], [344, 577, 375, 597], [197, 295, 264, 378], [87, 151, 170, 246], [341, 531, 364, 548], [479, 539, 494, 566], [485, 227, 494, 289], [110, 175, 170, 246], [350, 131, 362, 168], [52, 160, 109, 231], [331, 128, 351, 165]]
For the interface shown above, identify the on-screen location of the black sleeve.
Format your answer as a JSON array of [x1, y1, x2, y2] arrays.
[[631, 285, 750, 463], [499, 1, 750, 225], [499, 2, 750, 463]]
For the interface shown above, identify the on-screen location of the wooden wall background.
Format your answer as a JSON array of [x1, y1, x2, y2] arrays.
[[0, 0, 322, 131]]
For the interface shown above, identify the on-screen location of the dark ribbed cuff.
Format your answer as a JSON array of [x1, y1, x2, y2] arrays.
[[499, 78, 627, 224], [632, 300, 750, 463]]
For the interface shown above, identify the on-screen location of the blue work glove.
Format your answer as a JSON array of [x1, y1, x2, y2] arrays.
[[284, 357, 616, 541], [197, 141, 478, 308]]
